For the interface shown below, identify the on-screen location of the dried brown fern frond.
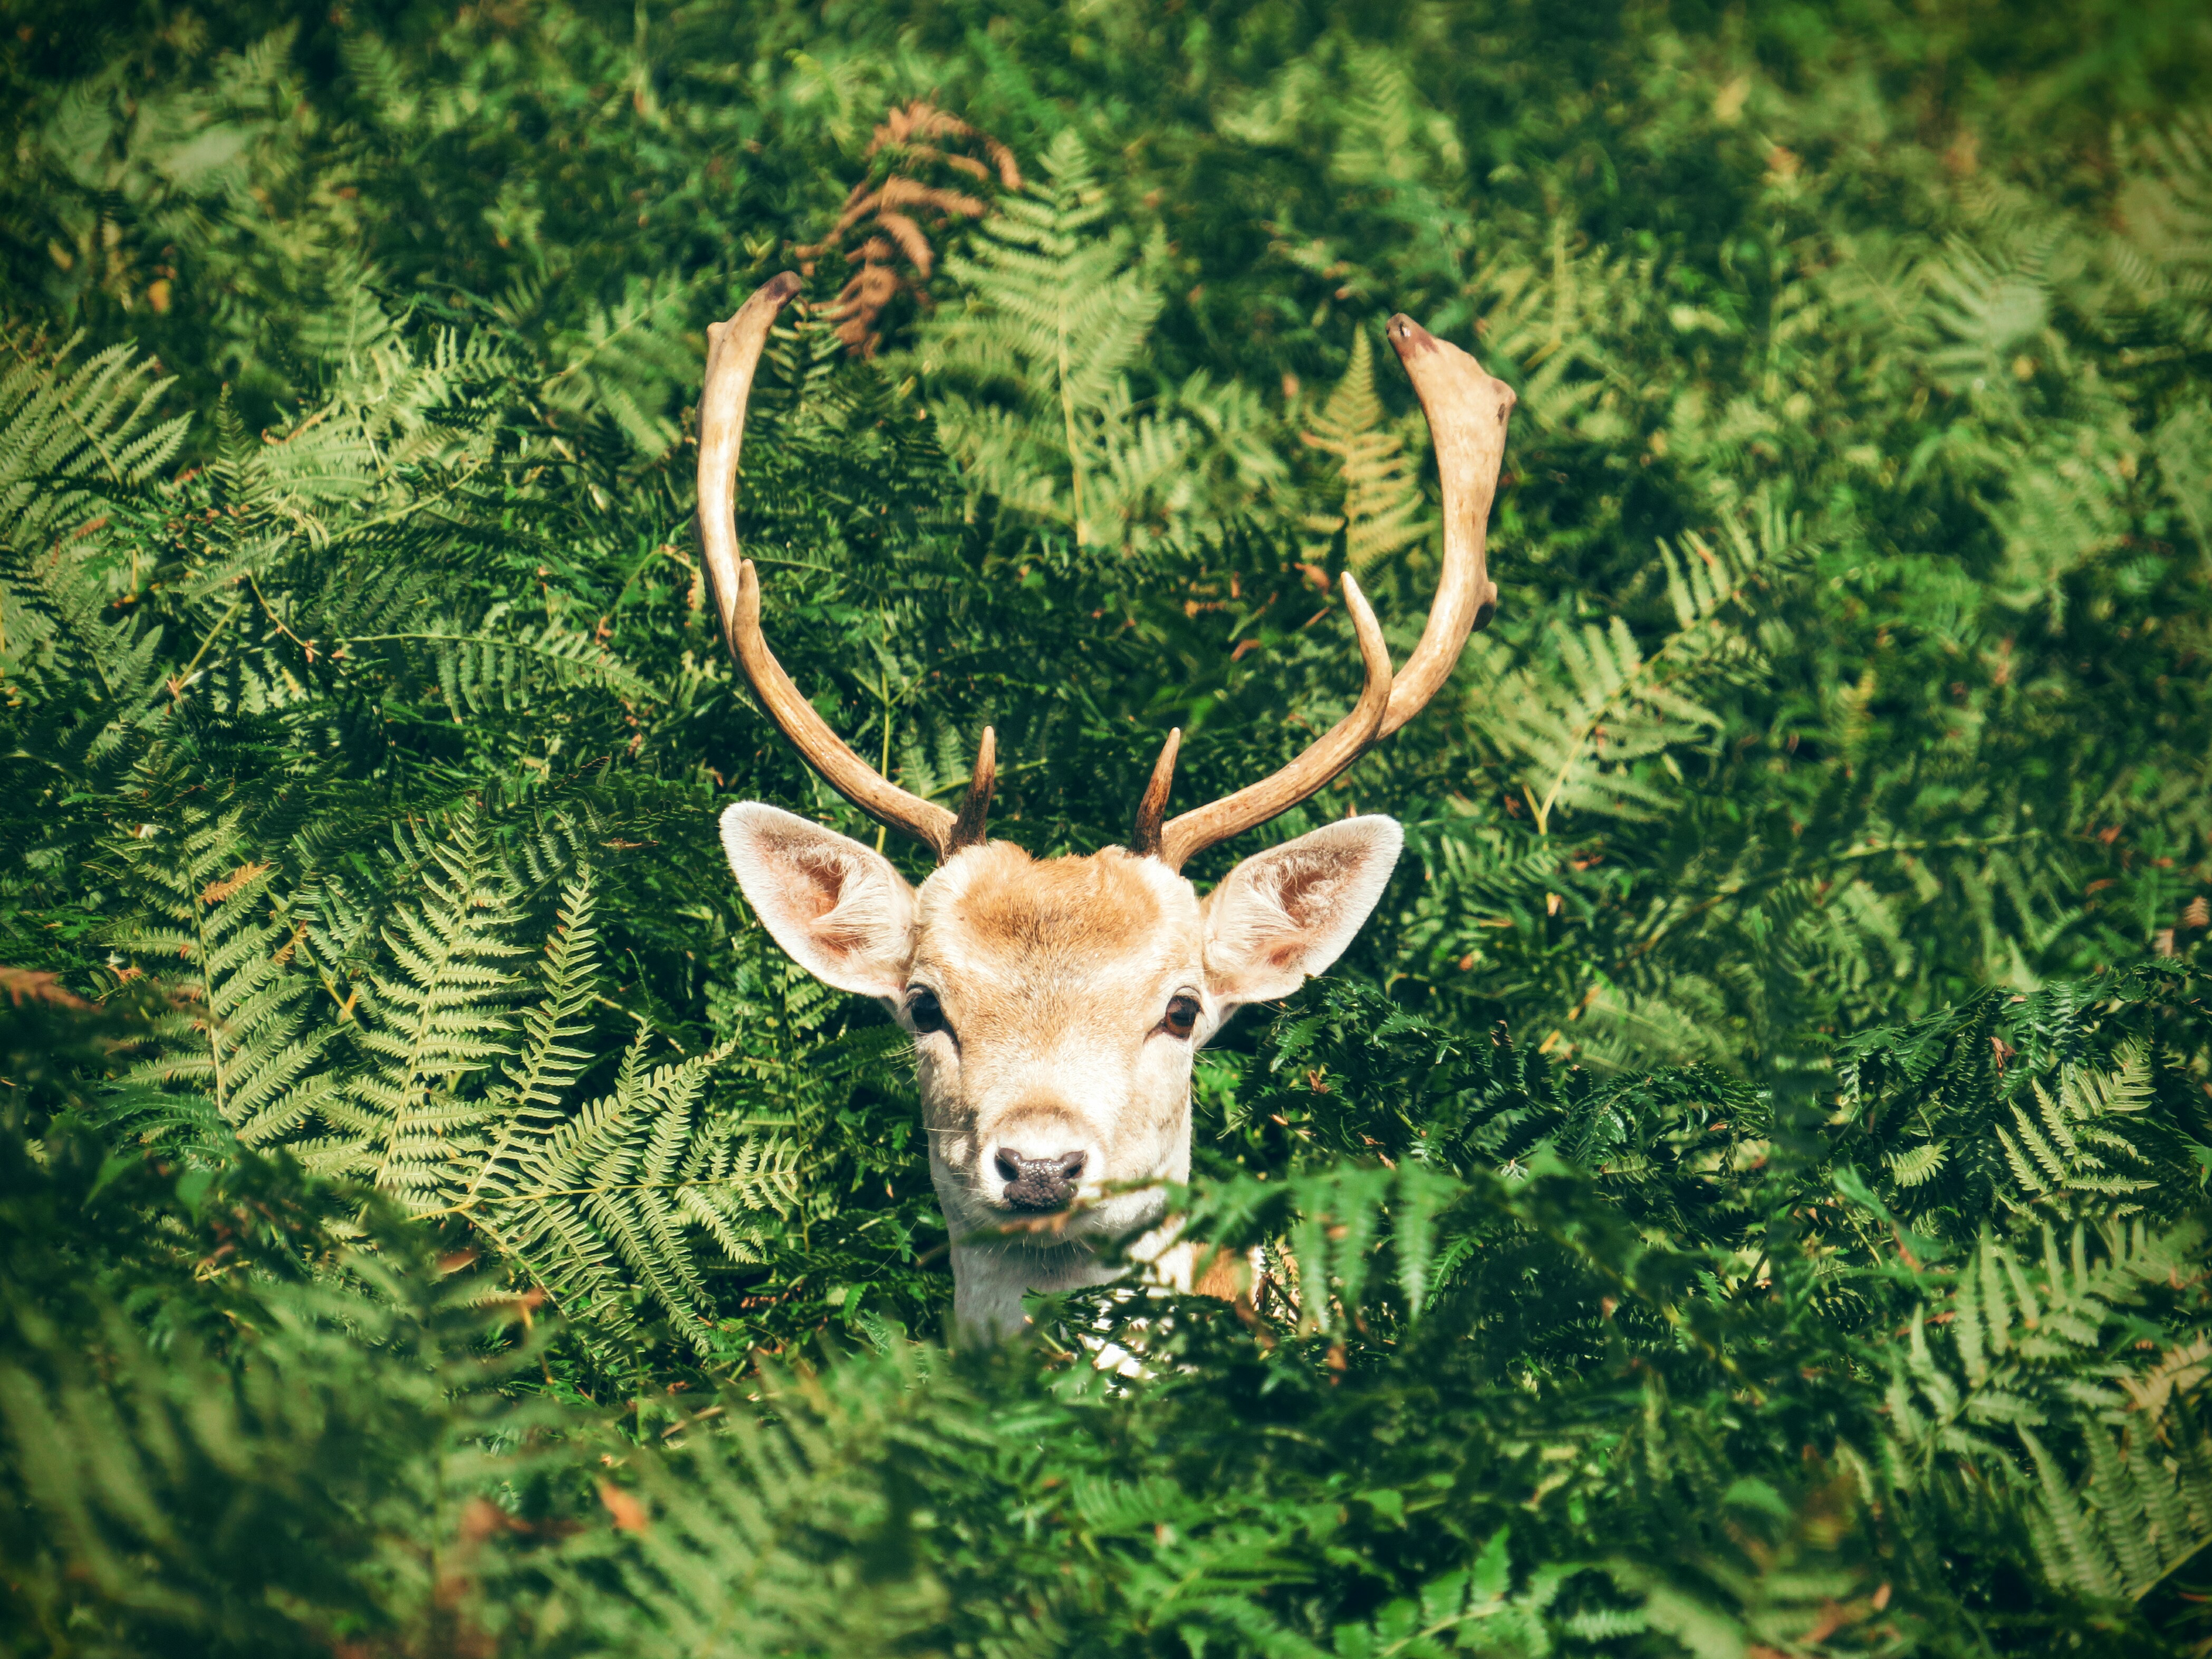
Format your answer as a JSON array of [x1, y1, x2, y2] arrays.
[[794, 101, 1021, 356], [868, 99, 1022, 189]]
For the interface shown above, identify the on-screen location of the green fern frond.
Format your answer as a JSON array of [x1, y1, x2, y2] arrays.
[[0, 332, 181, 762], [1180, 1159, 1459, 1337], [1300, 327, 1431, 574], [1885, 1216, 2210, 1510], [105, 816, 799, 1355], [103, 800, 339, 1152], [466, 1025, 794, 1354], [376, 614, 658, 718], [460, 870, 602, 1213], [1473, 505, 1777, 835], [911, 130, 1282, 550], [1887, 1143, 1946, 1188], [2023, 1407, 2212, 1604], [1993, 1045, 2159, 1214], [1479, 615, 1718, 832], [551, 1347, 989, 1652], [0, 329, 187, 555], [302, 812, 526, 1201], [532, 272, 705, 459]]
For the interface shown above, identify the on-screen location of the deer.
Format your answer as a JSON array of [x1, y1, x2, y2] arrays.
[[698, 272, 1513, 1338]]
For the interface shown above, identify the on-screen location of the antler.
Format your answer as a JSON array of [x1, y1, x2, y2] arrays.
[[698, 272, 994, 862], [1131, 314, 1515, 872]]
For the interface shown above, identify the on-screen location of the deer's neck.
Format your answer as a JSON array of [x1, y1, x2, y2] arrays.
[[948, 1235, 1118, 1339], [946, 1222, 1202, 1340]]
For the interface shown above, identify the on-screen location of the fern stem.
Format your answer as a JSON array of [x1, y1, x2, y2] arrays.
[[1059, 314, 1087, 545], [430, 1174, 765, 1219], [167, 594, 246, 699], [876, 664, 893, 855], [246, 569, 317, 663], [1620, 832, 2043, 965], [2138, 1532, 2212, 1602]]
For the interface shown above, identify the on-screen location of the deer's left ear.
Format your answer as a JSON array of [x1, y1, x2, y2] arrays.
[[1201, 816, 1403, 1014]]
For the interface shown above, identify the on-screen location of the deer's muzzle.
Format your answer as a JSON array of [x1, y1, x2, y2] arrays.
[[995, 1149, 1086, 1211]]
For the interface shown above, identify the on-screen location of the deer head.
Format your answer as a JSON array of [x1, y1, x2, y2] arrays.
[[699, 273, 1514, 1336]]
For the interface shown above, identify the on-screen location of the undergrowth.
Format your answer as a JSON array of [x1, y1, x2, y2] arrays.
[[3, 0, 2210, 1652]]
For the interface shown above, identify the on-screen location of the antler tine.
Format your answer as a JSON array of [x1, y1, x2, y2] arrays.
[[1153, 575, 1394, 873], [1142, 315, 1514, 872], [699, 272, 986, 861], [1129, 726, 1180, 858], [947, 726, 996, 855], [1375, 313, 1514, 740]]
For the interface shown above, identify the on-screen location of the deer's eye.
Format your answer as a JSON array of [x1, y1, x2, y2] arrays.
[[1161, 994, 1201, 1039], [907, 989, 950, 1037]]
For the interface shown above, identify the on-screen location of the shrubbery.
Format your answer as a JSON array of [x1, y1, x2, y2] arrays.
[[3, 1, 2209, 1652]]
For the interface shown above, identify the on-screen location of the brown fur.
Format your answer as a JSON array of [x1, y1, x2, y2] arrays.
[[1190, 1244, 1249, 1302], [946, 845, 1164, 958]]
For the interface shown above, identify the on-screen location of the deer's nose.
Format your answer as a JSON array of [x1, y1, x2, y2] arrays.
[[994, 1148, 1086, 1211]]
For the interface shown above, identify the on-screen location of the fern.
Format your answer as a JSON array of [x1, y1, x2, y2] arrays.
[[1475, 511, 1772, 832], [6, 11, 2212, 1652], [1882, 1218, 2210, 1495], [1299, 325, 1433, 575], [0, 1185, 554, 1656], [1838, 1007, 2205, 1239], [0, 330, 187, 559], [556, 1347, 994, 1654], [794, 99, 1017, 357], [1994, 1041, 2158, 1213], [527, 271, 704, 460], [299, 811, 528, 1205], [1174, 1156, 1463, 1335], [459, 1025, 796, 1357], [343, 611, 658, 720], [319, 838, 793, 1351], [1921, 238, 2057, 396], [0, 333, 181, 768], [911, 130, 1282, 550], [2153, 396, 2212, 563], [102, 813, 796, 1358], [102, 799, 341, 1150], [2022, 1407, 2212, 1604]]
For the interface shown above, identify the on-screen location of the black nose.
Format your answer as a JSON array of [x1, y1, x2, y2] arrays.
[[995, 1149, 1085, 1211]]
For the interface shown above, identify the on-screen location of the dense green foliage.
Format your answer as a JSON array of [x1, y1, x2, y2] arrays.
[[4, 0, 2211, 1652]]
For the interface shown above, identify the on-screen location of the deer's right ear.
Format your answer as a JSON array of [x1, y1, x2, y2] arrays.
[[719, 804, 917, 1001]]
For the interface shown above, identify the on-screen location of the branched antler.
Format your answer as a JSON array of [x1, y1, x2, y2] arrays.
[[698, 276, 1513, 871], [1133, 315, 1515, 870], [697, 273, 993, 861]]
